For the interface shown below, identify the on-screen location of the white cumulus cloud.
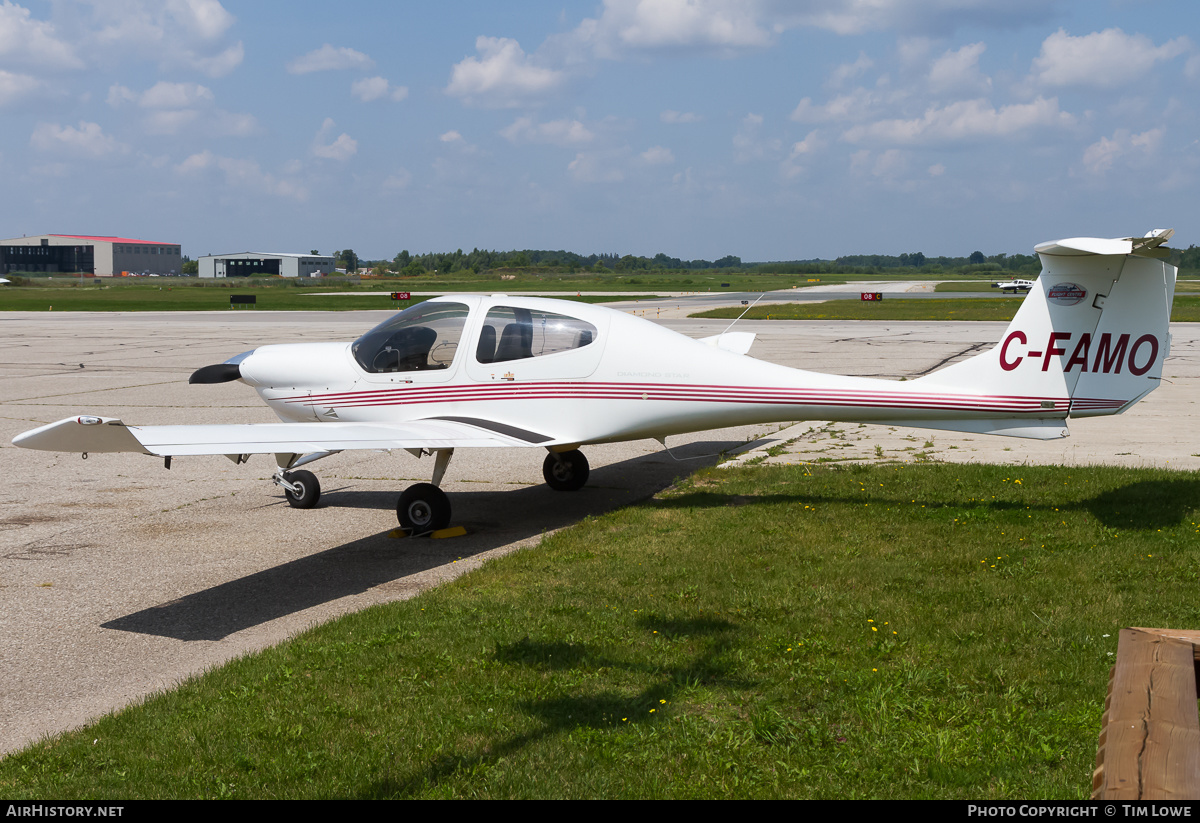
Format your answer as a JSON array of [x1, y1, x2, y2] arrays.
[[74, 0, 243, 76], [175, 149, 307, 200], [1032, 28, 1191, 88], [0, 69, 40, 105], [791, 88, 880, 123], [144, 109, 200, 134], [842, 96, 1074, 144], [568, 150, 626, 183], [928, 42, 990, 95], [351, 76, 408, 102], [1081, 128, 1164, 175], [31, 120, 125, 156], [288, 44, 374, 74], [579, 0, 774, 55], [0, 0, 84, 69], [446, 36, 564, 107], [500, 116, 593, 145], [661, 109, 701, 123], [106, 80, 253, 136], [137, 81, 214, 108], [639, 145, 674, 164], [312, 117, 357, 160]]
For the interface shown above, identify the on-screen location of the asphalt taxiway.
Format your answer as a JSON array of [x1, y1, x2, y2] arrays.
[[1, 308, 1195, 755]]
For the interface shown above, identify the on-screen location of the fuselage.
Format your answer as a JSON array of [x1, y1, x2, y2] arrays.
[[230, 294, 1064, 448]]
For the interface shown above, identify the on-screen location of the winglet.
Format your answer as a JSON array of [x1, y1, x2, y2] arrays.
[[12, 417, 148, 453]]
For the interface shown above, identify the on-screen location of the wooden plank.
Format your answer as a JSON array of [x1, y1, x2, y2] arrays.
[[1142, 634, 1200, 799], [1094, 628, 1200, 800]]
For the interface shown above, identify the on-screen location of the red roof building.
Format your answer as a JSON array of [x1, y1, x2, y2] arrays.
[[0, 234, 183, 276]]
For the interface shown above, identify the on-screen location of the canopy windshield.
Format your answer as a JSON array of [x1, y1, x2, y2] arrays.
[[352, 301, 469, 373]]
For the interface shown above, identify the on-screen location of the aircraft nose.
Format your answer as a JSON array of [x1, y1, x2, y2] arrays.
[[234, 342, 352, 389], [188, 349, 256, 384]]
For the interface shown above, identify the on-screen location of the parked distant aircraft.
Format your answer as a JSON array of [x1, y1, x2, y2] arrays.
[[992, 278, 1036, 293], [14, 230, 1178, 533]]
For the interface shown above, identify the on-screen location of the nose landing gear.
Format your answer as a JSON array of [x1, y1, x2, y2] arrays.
[[276, 468, 320, 508]]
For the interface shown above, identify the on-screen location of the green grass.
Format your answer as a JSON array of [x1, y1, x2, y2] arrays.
[[3, 462, 1197, 798], [0, 282, 661, 312], [691, 295, 1200, 322]]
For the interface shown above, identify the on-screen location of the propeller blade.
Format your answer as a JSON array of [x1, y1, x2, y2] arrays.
[[189, 363, 242, 384]]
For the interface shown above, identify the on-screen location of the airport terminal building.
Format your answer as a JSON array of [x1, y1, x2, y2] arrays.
[[0, 234, 182, 276], [198, 252, 336, 278]]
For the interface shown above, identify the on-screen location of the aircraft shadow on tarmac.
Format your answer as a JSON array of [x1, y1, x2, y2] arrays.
[[100, 436, 754, 641]]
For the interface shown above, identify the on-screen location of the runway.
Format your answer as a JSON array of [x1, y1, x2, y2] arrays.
[[1, 308, 1195, 755]]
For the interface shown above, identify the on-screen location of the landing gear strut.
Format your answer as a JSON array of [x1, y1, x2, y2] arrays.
[[543, 449, 589, 491]]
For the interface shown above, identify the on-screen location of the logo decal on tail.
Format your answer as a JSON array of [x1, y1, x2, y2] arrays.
[[1047, 282, 1087, 306]]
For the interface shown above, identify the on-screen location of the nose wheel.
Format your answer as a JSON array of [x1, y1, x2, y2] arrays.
[[397, 483, 452, 533], [543, 449, 589, 491]]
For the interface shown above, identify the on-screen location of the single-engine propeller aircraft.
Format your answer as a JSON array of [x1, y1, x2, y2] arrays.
[[992, 278, 1036, 293], [14, 230, 1178, 533]]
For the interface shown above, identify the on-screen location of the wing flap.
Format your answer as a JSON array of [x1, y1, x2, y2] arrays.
[[13, 416, 555, 456]]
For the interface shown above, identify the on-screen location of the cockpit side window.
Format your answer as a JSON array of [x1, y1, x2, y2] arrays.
[[352, 301, 469, 373], [476, 306, 598, 364]]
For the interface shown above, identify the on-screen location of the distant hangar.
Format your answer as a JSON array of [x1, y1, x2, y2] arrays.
[[0, 234, 182, 276], [198, 252, 335, 278]]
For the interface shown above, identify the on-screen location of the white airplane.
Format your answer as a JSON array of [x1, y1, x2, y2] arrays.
[[992, 278, 1036, 293], [13, 230, 1178, 534]]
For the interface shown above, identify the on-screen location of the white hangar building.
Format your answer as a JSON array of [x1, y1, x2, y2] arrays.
[[0, 234, 182, 276], [198, 252, 335, 278]]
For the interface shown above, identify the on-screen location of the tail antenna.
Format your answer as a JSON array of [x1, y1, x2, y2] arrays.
[[721, 292, 768, 336]]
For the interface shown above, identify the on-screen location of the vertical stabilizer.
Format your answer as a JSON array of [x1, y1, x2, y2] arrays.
[[915, 230, 1176, 425]]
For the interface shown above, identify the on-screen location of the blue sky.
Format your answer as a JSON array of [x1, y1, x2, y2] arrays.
[[1, 1, 1197, 261]]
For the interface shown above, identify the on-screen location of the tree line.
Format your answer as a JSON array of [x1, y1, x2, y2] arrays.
[[272, 243, 1200, 277]]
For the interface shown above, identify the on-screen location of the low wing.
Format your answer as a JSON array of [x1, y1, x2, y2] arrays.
[[13, 415, 555, 457]]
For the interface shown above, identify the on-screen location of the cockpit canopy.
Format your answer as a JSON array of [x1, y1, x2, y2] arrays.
[[475, 305, 597, 364], [352, 301, 469, 373], [352, 299, 600, 374]]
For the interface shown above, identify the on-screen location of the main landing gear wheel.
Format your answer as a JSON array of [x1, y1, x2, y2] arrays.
[[283, 469, 320, 509], [397, 483, 451, 533], [543, 450, 590, 491]]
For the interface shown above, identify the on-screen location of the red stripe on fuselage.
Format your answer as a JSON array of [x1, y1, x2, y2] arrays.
[[274, 382, 1068, 416]]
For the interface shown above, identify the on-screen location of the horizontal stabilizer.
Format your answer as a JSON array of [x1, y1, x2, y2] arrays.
[[874, 418, 1070, 440], [1035, 229, 1174, 258]]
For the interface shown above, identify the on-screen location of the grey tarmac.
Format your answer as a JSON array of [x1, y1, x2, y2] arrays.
[[0, 309, 1195, 755]]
